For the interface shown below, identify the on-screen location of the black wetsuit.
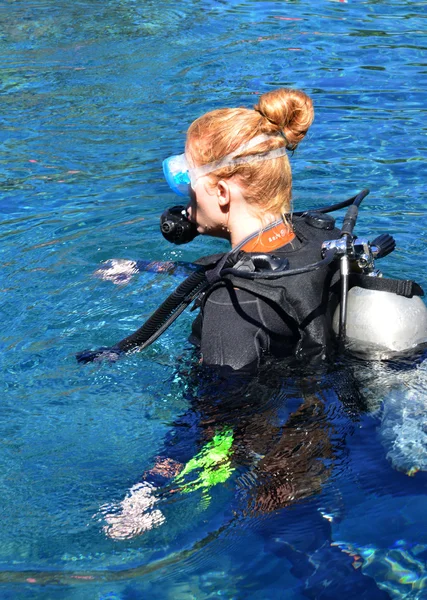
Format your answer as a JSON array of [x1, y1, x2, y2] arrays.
[[190, 216, 342, 370]]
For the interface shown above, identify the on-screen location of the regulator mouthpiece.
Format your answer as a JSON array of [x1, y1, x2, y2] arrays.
[[160, 205, 199, 245]]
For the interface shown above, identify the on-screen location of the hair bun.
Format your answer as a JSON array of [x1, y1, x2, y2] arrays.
[[255, 88, 314, 149]]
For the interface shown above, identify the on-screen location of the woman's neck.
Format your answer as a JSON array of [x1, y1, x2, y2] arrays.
[[228, 212, 284, 248], [217, 180, 289, 248]]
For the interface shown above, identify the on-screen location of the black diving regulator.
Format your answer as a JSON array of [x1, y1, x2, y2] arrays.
[[160, 205, 199, 245]]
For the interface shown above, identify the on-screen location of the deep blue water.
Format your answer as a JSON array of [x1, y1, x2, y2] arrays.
[[1, 0, 427, 598]]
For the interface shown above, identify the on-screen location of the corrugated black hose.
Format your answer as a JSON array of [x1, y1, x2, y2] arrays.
[[76, 268, 209, 363]]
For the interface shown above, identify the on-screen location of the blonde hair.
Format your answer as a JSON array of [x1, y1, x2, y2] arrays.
[[186, 88, 314, 220]]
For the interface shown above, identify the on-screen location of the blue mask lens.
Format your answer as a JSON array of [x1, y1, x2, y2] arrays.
[[162, 154, 191, 197]]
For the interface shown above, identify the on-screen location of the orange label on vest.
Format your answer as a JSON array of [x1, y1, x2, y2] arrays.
[[241, 223, 295, 252]]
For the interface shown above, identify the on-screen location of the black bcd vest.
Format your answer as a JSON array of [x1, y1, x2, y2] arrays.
[[194, 214, 424, 360]]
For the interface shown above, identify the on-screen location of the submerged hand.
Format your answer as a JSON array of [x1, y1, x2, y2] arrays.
[[76, 345, 122, 364]]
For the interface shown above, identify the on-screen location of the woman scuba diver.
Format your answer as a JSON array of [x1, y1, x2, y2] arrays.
[[80, 88, 368, 369], [90, 88, 350, 541], [82, 90, 426, 556]]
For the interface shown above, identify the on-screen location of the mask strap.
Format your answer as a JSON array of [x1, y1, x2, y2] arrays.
[[189, 133, 286, 181]]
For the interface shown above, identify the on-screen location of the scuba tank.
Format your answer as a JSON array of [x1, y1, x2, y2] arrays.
[[322, 191, 427, 356]]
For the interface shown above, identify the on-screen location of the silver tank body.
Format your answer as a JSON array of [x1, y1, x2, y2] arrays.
[[333, 286, 427, 356]]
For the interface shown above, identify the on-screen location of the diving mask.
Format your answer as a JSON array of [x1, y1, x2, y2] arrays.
[[162, 133, 288, 197]]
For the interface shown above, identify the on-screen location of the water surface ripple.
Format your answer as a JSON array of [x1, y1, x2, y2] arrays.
[[1, 0, 426, 598]]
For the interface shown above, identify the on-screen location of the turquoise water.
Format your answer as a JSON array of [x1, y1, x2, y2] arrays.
[[1, 0, 427, 597]]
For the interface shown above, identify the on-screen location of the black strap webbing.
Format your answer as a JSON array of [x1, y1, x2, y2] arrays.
[[348, 273, 424, 298]]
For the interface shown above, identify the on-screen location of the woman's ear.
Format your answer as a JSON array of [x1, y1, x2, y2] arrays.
[[217, 180, 230, 212]]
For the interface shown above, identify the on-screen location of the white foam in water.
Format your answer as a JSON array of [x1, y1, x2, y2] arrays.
[[379, 360, 427, 474]]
